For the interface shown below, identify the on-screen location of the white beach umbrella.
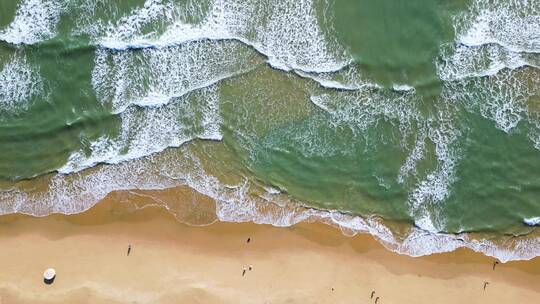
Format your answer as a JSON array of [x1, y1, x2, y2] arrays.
[[43, 268, 56, 281]]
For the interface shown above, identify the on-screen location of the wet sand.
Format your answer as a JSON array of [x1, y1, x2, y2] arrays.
[[0, 190, 539, 303]]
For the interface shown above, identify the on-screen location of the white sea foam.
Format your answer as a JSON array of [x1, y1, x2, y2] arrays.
[[434, 0, 540, 170], [407, 100, 461, 233], [87, 0, 349, 75], [296, 71, 360, 91], [92, 39, 261, 113], [59, 85, 222, 174], [432, 2, 540, 232], [454, 0, 540, 54], [310, 87, 420, 138], [437, 43, 537, 82], [0, 54, 44, 113], [524, 217, 540, 226], [438, 0, 540, 83], [281, 89, 399, 158], [0, 0, 62, 45], [69, 0, 358, 99], [3, 145, 540, 263], [2, 0, 540, 264], [101, 0, 174, 43], [392, 84, 414, 92], [296, 65, 379, 91], [310, 87, 460, 234], [397, 126, 427, 184], [446, 68, 538, 134], [528, 120, 540, 151]]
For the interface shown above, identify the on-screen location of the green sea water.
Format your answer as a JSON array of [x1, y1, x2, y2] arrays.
[[1, 0, 540, 258]]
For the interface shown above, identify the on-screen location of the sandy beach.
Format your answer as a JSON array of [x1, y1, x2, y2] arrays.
[[0, 189, 539, 304]]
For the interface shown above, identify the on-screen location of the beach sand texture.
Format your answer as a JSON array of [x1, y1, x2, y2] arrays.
[[0, 189, 538, 303]]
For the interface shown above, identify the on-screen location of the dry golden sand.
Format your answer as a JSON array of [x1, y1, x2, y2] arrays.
[[0, 189, 539, 303]]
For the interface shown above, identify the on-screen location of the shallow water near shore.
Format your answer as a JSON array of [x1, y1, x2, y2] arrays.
[[0, 191, 540, 303], [1, 0, 540, 261]]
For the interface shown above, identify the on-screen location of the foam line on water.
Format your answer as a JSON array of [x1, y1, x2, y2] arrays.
[[295, 67, 380, 91], [92, 39, 262, 114], [392, 84, 415, 92], [407, 106, 461, 233], [72, 0, 359, 93], [59, 85, 222, 174], [437, 43, 540, 82], [308, 86, 421, 148], [397, 126, 427, 184], [438, 0, 540, 85], [87, 0, 349, 77]]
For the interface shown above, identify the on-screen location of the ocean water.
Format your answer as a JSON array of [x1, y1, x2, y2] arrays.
[[1, 0, 540, 261]]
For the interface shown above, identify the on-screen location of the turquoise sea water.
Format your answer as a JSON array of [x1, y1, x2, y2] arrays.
[[1, 0, 540, 260]]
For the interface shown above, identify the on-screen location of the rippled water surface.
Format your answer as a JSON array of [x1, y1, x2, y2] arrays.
[[1, 0, 540, 261]]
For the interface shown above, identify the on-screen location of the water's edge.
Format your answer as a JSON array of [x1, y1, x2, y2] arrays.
[[8, 184, 539, 264]]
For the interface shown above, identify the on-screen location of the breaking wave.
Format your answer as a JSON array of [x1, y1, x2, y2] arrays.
[[0, 0, 539, 263]]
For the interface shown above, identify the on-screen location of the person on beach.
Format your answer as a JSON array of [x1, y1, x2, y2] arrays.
[[242, 268, 247, 276], [247, 237, 251, 243], [484, 281, 489, 290], [493, 261, 499, 270], [127, 244, 131, 256], [375, 296, 379, 303], [371, 291, 375, 299]]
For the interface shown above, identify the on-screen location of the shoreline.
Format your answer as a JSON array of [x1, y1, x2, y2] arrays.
[[0, 190, 539, 303], [3, 182, 540, 263]]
